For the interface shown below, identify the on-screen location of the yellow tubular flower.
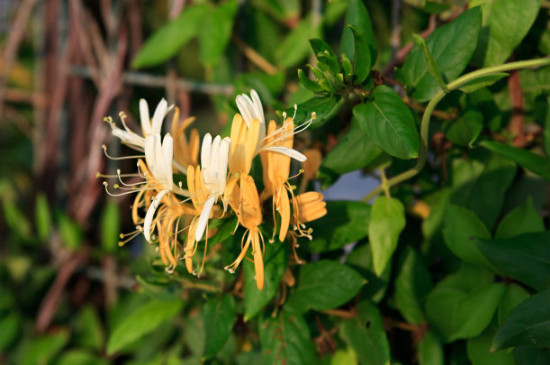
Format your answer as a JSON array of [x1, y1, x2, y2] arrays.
[[171, 107, 200, 173], [260, 118, 296, 242], [184, 164, 220, 276], [228, 113, 261, 176], [226, 175, 265, 290], [292, 191, 327, 237]]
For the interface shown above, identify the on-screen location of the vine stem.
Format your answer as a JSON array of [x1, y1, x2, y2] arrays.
[[362, 57, 550, 203]]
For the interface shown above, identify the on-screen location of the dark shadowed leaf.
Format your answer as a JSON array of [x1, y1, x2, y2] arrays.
[[259, 311, 316, 365], [203, 295, 236, 359], [244, 243, 288, 320], [286, 260, 365, 312], [309, 201, 370, 253], [476, 231, 550, 291], [481, 141, 550, 181], [493, 288, 550, 350], [340, 300, 390, 365]]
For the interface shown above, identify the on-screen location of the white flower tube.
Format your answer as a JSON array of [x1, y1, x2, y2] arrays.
[[195, 133, 231, 242]]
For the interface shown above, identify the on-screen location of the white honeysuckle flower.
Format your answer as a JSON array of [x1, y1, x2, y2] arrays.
[[195, 133, 231, 242], [236, 90, 266, 153], [107, 98, 173, 151], [144, 133, 174, 191], [141, 133, 175, 242], [235, 90, 310, 163]]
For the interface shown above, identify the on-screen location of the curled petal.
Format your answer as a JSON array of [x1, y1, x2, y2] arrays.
[[263, 146, 307, 162]]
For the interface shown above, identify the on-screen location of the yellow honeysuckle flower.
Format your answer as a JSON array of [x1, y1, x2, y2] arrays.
[[292, 191, 327, 238], [225, 175, 265, 290], [260, 118, 296, 242], [184, 163, 222, 276], [171, 107, 200, 173]]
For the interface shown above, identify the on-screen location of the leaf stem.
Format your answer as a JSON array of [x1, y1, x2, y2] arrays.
[[362, 57, 550, 203]]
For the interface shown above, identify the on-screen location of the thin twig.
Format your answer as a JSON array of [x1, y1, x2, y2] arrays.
[[232, 34, 278, 75], [67, 65, 235, 95], [35, 253, 83, 333], [0, 0, 38, 119]]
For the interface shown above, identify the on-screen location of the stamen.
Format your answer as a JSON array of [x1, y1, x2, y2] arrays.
[[102, 145, 145, 160]]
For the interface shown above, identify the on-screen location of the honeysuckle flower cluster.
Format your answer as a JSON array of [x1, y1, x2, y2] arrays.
[[100, 90, 326, 290]]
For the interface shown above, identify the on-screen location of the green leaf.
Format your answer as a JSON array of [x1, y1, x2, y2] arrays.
[[259, 311, 316, 365], [481, 141, 550, 181], [425, 265, 505, 342], [298, 69, 323, 92], [101, 200, 120, 253], [368, 196, 406, 276], [286, 260, 365, 312], [394, 247, 433, 325], [244, 242, 288, 320], [0, 314, 20, 352], [107, 299, 183, 355], [495, 197, 544, 239], [309, 38, 340, 74], [452, 153, 517, 231], [198, 0, 238, 66], [319, 119, 384, 184], [498, 284, 530, 325], [20, 330, 70, 365], [276, 14, 320, 68], [458, 72, 508, 93], [55, 350, 109, 365], [545, 96, 550, 157], [476, 231, 550, 291], [443, 204, 492, 266], [340, 300, 391, 365], [58, 213, 82, 250], [346, 243, 392, 303], [354, 85, 420, 159], [35, 193, 51, 241], [341, 0, 377, 66], [493, 287, 550, 350], [341, 53, 354, 81], [444, 110, 483, 147], [348, 25, 372, 84], [290, 95, 343, 127], [308, 201, 371, 253], [398, 7, 482, 101], [474, 0, 542, 67], [514, 347, 550, 365], [73, 306, 104, 351], [132, 5, 205, 68], [467, 328, 515, 365], [203, 295, 236, 359], [412, 33, 448, 93], [418, 331, 444, 365]]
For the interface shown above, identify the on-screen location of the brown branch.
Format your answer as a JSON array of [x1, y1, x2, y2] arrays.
[[35, 253, 83, 333], [0, 0, 38, 119], [508, 70, 525, 147], [67, 65, 234, 95]]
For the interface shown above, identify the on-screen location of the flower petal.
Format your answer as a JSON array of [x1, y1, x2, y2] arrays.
[[263, 146, 307, 162], [143, 189, 169, 242], [139, 99, 151, 135], [151, 98, 168, 135], [195, 194, 216, 242]]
